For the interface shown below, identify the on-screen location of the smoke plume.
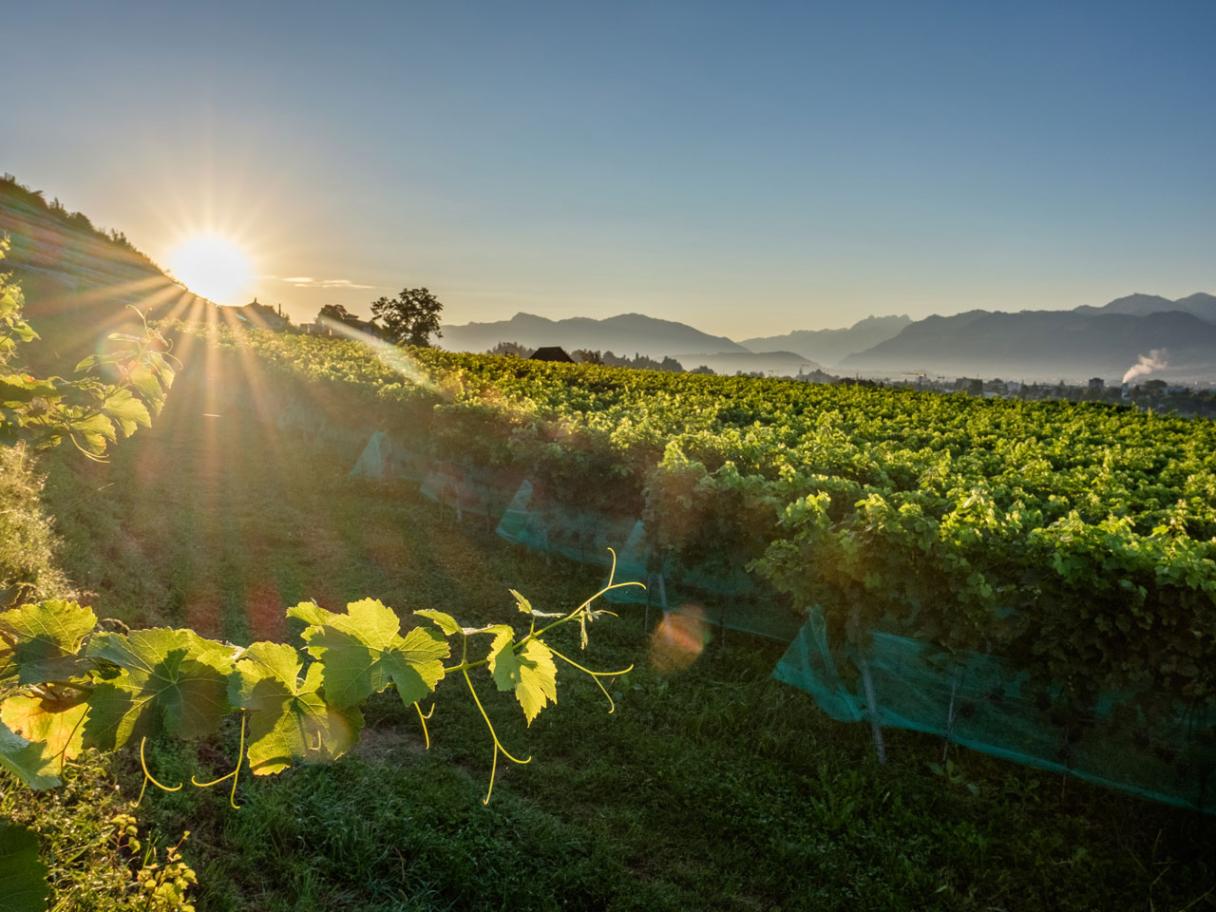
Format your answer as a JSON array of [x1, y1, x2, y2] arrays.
[[1122, 349, 1168, 384]]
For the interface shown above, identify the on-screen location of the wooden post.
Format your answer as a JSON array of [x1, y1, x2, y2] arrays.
[[943, 671, 960, 761], [857, 654, 887, 765]]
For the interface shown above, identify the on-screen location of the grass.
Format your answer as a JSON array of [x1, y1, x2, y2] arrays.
[[22, 352, 1216, 911]]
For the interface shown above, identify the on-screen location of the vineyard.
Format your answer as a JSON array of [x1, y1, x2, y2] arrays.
[[3, 272, 1216, 910], [221, 326, 1216, 719]]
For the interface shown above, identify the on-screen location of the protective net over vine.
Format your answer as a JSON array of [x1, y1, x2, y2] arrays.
[[775, 609, 1216, 812]]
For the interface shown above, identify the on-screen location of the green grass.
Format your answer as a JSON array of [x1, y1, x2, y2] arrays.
[[29, 356, 1216, 911]]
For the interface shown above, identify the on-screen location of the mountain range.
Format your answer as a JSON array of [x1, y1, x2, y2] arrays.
[[741, 315, 913, 366], [840, 306, 1216, 382], [442, 294, 1216, 382], [440, 312, 749, 360]]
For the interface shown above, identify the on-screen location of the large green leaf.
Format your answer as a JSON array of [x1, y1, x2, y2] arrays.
[[0, 823, 49, 912], [83, 628, 236, 748], [488, 634, 558, 726], [230, 642, 362, 775], [292, 599, 449, 709], [0, 600, 96, 685]]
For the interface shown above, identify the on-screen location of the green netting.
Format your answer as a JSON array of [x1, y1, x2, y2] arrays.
[[655, 562, 803, 641], [420, 461, 520, 519], [495, 481, 800, 637], [774, 608, 1216, 813], [349, 431, 428, 482]]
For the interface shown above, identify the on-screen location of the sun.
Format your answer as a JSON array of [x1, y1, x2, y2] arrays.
[[168, 233, 254, 304]]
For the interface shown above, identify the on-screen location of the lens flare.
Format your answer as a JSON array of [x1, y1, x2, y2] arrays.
[[168, 233, 254, 304], [648, 604, 710, 674]]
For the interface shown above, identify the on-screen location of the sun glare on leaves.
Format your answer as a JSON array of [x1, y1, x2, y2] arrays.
[[168, 233, 254, 305]]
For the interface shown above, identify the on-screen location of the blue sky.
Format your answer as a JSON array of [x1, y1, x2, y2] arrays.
[[5, 0, 1214, 335]]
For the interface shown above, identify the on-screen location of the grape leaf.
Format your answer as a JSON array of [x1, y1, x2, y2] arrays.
[[0, 692, 88, 766], [71, 412, 117, 453], [0, 718, 61, 790], [295, 599, 449, 709], [488, 634, 558, 725], [101, 387, 152, 437], [230, 642, 362, 775], [508, 589, 562, 619], [285, 600, 342, 629], [83, 628, 236, 747], [0, 599, 96, 684], [0, 823, 50, 912], [414, 609, 461, 637]]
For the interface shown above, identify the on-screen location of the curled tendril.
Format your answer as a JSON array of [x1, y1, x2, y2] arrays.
[[190, 712, 247, 809], [460, 636, 531, 805], [548, 647, 633, 714], [414, 701, 435, 749], [136, 736, 183, 805]]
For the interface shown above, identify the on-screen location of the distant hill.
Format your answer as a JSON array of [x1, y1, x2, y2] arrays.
[[440, 312, 749, 360], [679, 350, 820, 377], [0, 175, 210, 370], [741, 314, 911, 366], [1075, 292, 1216, 323], [842, 308, 1216, 383]]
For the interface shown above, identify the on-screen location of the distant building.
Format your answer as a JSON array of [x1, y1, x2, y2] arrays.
[[530, 346, 575, 363], [1088, 377, 1105, 393], [237, 298, 290, 331]]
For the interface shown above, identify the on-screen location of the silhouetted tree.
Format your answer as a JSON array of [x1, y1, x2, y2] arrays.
[[371, 287, 444, 347], [488, 341, 532, 357]]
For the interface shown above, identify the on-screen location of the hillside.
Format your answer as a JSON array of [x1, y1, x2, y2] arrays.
[[439, 311, 748, 359], [741, 314, 912, 366], [0, 175, 208, 369], [842, 308, 1216, 382]]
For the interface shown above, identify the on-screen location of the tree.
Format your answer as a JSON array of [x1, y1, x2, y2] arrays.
[[371, 287, 444, 347], [487, 341, 532, 358]]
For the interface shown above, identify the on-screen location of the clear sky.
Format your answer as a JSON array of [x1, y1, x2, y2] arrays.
[[5, 0, 1214, 336]]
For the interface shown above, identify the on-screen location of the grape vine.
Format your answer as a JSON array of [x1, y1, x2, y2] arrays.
[[0, 555, 640, 807]]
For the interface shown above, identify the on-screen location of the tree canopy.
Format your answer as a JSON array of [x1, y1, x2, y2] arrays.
[[370, 288, 444, 347]]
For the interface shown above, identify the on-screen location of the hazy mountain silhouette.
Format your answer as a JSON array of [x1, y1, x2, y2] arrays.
[[741, 314, 912, 366], [440, 312, 749, 359], [1074, 292, 1216, 323], [678, 350, 821, 376], [842, 307, 1216, 382]]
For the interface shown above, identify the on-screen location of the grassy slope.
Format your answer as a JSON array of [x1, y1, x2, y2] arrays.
[[32, 349, 1216, 911]]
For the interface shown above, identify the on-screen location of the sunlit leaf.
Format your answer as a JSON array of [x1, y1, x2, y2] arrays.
[[414, 608, 461, 637], [0, 718, 61, 790], [488, 634, 558, 725], [0, 692, 88, 766], [297, 599, 449, 709], [230, 642, 361, 775], [0, 600, 96, 684], [83, 628, 236, 747]]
